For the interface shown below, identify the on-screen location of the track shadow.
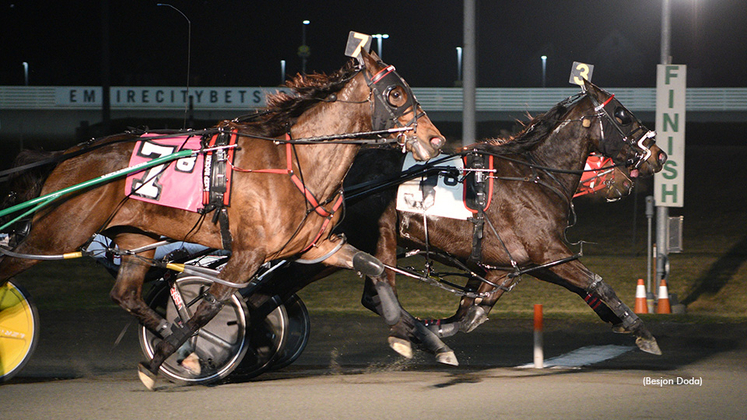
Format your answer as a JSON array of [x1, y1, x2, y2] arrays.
[[223, 318, 747, 386], [681, 235, 747, 305]]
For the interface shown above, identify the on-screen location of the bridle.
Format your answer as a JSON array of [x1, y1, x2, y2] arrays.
[[586, 91, 656, 170], [362, 62, 426, 153]]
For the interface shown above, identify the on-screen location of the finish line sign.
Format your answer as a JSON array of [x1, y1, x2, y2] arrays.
[[654, 65, 686, 207]]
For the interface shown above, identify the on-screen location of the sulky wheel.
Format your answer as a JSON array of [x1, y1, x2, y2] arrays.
[[231, 297, 288, 379], [269, 294, 310, 371], [0, 280, 40, 382], [138, 275, 253, 385]]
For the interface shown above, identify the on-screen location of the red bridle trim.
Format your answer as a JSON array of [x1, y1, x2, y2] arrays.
[[600, 94, 615, 108], [371, 65, 396, 84]]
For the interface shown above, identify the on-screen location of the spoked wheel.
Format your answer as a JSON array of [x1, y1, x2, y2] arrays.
[[269, 294, 310, 371], [138, 275, 252, 385], [232, 299, 288, 378], [0, 281, 40, 382]]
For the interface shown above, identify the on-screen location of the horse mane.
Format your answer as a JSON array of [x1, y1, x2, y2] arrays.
[[240, 59, 360, 137], [472, 95, 579, 155]]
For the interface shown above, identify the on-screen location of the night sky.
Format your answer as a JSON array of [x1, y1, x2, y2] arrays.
[[2, 0, 747, 89]]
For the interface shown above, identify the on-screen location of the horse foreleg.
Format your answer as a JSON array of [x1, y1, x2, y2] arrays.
[[586, 274, 661, 355], [137, 249, 262, 390], [314, 240, 457, 365], [580, 290, 628, 333], [530, 268, 626, 332], [137, 288, 226, 389], [542, 258, 661, 355], [360, 281, 458, 365]]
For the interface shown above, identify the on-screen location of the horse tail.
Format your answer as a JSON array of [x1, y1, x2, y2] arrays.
[[1, 149, 62, 243]]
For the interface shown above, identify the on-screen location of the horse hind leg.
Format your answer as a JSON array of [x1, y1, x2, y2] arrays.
[[108, 234, 171, 335], [420, 271, 514, 339], [0, 215, 97, 284], [587, 274, 662, 355]]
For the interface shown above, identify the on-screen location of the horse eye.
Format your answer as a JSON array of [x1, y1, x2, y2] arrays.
[[386, 87, 406, 107], [614, 107, 632, 125]]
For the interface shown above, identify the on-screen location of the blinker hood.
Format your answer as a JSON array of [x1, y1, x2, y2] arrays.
[[367, 64, 418, 132]]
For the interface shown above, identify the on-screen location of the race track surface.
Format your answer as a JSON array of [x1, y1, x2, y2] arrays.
[[2, 308, 746, 419]]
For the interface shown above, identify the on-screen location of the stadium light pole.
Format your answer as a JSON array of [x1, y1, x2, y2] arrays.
[[22, 62, 28, 86], [300, 20, 310, 75], [456, 47, 463, 84], [655, 0, 672, 291], [372, 34, 389, 60], [541, 55, 547, 87], [462, 0, 477, 146], [157, 3, 191, 128]]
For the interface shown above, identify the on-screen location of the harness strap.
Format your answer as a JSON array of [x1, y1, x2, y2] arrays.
[[228, 133, 344, 252], [300, 194, 344, 253], [201, 129, 238, 251], [229, 135, 335, 218], [463, 152, 494, 264]]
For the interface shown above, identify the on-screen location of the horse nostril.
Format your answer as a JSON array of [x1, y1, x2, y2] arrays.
[[658, 151, 668, 165], [430, 137, 444, 149]]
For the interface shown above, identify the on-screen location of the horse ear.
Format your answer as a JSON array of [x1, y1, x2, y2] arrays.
[[360, 49, 381, 70], [582, 78, 593, 93], [582, 78, 604, 98]]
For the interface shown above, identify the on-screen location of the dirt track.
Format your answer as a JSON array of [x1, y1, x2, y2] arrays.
[[2, 307, 746, 419]]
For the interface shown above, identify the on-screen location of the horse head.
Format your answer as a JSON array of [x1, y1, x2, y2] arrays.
[[575, 155, 636, 202], [582, 79, 667, 179], [359, 51, 444, 161]]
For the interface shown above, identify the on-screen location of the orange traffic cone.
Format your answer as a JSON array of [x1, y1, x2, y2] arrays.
[[656, 279, 671, 314], [634, 278, 648, 314]]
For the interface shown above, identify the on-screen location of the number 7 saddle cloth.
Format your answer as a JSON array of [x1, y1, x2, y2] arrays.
[[124, 131, 236, 213]]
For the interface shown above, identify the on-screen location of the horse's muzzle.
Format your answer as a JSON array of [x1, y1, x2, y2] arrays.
[[633, 145, 667, 178], [657, 149, 668, 167], [406, 134, 444, 161]]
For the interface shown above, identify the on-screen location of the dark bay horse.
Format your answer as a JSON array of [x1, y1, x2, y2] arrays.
[[0, 51, 444, 389], [264, 80, 666, 364]]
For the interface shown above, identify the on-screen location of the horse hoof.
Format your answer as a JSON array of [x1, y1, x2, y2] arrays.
[[388, 337, 413, 359], [636, 336, 662, 355], [180, 352, 201, 376], [460, 305, 489, 333], [137, 363, 158, 391], [436, 350, 459, 366]]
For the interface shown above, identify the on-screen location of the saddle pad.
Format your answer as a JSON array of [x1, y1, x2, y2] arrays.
[[124, 135, 204, 212], [396, 154, 474, 220]]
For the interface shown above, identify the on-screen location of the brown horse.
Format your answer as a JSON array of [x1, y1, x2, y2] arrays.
[[263, 80, 666, 365], [0, 51, 444, 389], [374, 80, 666, 360]]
